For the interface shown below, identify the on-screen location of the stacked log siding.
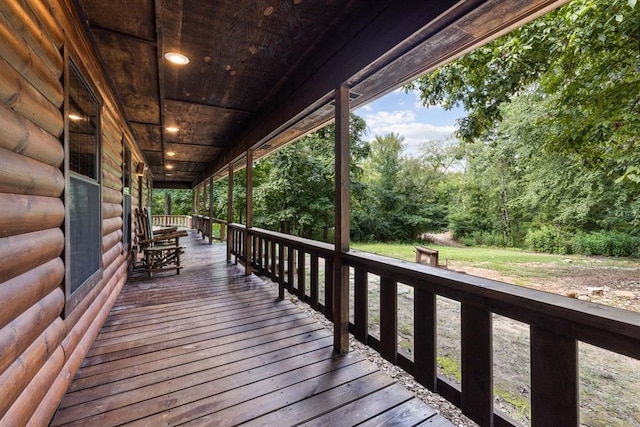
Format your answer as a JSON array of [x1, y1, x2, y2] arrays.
[[0, 0, 146, 424]]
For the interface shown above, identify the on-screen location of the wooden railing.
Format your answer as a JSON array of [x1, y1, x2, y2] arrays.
[[192, 215, 227, 244], [152, 215, 192, 229], [227, 223, 640, 427]]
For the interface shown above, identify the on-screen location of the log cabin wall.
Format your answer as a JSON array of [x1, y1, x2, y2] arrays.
[[0, 0, 147, 424]]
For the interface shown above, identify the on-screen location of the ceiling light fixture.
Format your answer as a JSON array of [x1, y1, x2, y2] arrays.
[[166, 164, 174, 169], [164, 52, 190, 65], [165, 126, 179, 133], [166, 151, 176, 156], [68, 113, 83, 121]]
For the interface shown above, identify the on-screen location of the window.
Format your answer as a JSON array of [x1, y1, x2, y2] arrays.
[[65, 60, 102, 313], [123, 145, 131, 246]]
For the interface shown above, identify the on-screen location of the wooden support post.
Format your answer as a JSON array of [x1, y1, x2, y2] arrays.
[[208, 177, 214, 244], [461, 302, 493, 426], [414, 288, 437, 391], [245, 151, 253, 275], [531, 326, 578, 427], [333, 84, 350, 354], [226, 163, 233, 263]]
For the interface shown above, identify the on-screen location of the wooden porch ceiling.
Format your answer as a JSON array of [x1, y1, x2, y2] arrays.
[[72, 0, 567, 188], [52, 234, 452, 425]]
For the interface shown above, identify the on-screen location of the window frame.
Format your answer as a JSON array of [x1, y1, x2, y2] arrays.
[[123, 144, 132, 247], [63, 53, 104, 317]]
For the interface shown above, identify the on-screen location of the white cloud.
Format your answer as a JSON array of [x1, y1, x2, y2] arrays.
[[363, 110, 456, 157]]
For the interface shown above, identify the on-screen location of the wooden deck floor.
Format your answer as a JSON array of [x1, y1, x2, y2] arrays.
[[53, 231, 451, 426]]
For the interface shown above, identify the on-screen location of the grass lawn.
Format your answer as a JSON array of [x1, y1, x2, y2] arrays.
[[351, 242, 639, 285]]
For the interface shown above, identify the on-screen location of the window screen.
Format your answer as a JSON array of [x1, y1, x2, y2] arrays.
[[69, 176, 101, 293]]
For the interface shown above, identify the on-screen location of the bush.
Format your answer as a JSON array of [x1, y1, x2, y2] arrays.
[[527, 228, 640, 257], [526, 226, 576, 254], [572, 231, 640, 257]]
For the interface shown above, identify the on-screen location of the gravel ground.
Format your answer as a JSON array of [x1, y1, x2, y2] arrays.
[[271, 284, 478, 427]]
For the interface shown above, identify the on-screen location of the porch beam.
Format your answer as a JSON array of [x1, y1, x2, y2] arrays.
[[333, 85, 350, 354], [244, 150, 253, 275], [226, 163, 233, 263]]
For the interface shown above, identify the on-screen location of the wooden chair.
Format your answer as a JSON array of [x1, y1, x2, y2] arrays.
[[135, 208, 187, 276]]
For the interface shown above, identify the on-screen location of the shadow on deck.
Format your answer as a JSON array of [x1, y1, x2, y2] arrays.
[[52, 231, 451, 426]]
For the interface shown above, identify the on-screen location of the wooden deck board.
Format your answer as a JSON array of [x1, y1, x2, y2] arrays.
[[53, 232, 451, 426]]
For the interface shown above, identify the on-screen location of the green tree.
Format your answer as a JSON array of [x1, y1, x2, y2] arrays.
[[151, 189, 193, 215], [254, 114, 368, 241], [408, 0, 640, 181]]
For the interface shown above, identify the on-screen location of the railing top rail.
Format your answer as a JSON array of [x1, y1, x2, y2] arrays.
[[344, 249, 640, 360], [229, 224, 335, 256]]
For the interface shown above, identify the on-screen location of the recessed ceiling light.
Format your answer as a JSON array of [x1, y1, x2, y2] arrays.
[[166, 164, 174, 169], [68, 113, 83, 121], [167, 151, 176, 156], [165, 126, 179, 133], [164, 52, 189, 65]]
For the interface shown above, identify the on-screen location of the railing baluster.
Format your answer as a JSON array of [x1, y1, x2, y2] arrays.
[[297, 250, 306, 300], [530, 326, 578, 427], [380, 275, 397, 363], [257, 235, 264, 273], [324, 256, 334, 321], [270, 240, 277, 281], [310, 254, 319, 310], [287, 247, 295, 293], [414, 288, 437, 391], [461, 302, 493, 426], [278, 243, 285, 294], [354, 266, 368, 344]]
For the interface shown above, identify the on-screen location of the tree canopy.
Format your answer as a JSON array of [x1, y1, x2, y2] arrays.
[[407, 0, 640, 181]]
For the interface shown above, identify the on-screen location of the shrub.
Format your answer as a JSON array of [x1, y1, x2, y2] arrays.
[[572, 231, 640, 257], [526, 226, 568, 254]]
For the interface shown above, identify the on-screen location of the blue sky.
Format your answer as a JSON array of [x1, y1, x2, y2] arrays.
[[354, 88, 465, 157]]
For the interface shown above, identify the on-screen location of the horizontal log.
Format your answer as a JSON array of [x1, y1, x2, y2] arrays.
[[0, 228, 64, 283], [0, 146, 64, 197], [0, 287, 63, 375], [102, 241, 123, 270], [2, 346, 64, 426], [103, 137, 123, 165], [0, 258, 64, 329], [0, 0, 63, 78], [102, 157, 123, 181], [103, 186, 123, 205], [102, 109, 121, 139], [0, 317, 64, 416], [0, 101, 63, 167], [36, 270, 126, 426], [102, 229, 123, 253], [102, 202, 123, 220], [0, 12, 63, 106], [0, 57, 63, 137], [103, 170, 123, 192], [103, 122, 122, 150], [62, 258, 126, 359], [24, 0, 64, 48], [0, 193, 64, 239], [102, 216, 122, 237]]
